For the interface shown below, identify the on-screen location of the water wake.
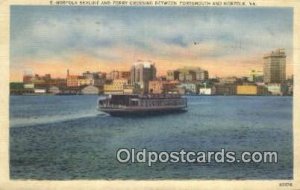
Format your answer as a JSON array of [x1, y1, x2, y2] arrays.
[[10, 111, 101, 128]]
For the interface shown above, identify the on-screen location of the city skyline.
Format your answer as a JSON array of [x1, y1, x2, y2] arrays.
[[10, 6, 293, 82]]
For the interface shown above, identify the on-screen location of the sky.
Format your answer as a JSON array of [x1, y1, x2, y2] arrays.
[[10, 6, 293, 81]]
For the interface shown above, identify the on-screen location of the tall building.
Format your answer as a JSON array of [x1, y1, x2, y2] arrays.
[[167, 70, 180, 81], [263, 49, 286, 83], [107, 70, 131, 81], [130, 60, 156, 93], [167, 67, 209, 82]]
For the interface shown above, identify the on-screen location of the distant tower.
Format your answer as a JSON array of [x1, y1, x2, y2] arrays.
[[130, 60, 156, 93], [23, 69, 33, 83], [263, 49, 286, 84], [67, 69, 70, 77]]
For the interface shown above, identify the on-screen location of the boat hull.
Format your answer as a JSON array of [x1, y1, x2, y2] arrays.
[[99, 106, 187, 116]]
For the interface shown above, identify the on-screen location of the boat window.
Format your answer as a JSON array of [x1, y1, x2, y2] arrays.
[[99, 100, 104, 105], [132, 101, 138, 106]]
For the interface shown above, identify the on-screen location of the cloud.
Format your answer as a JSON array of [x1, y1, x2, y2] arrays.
[[10, 6, 293, 81]]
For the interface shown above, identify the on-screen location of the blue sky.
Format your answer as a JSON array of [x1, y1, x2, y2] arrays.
[[10, 6, 293, 80]]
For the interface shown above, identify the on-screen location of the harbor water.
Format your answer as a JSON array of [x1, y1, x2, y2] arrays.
[[9, 95, 293, 179]]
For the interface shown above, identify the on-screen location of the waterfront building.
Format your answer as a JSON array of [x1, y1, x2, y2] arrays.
[[31, 74, 51, 84], [67, 75, 80, 87], [214, 84, 237, 95], [24, 83, 34, 89], [10, 87, 34, 95], [248, 70, 263, 83], [240, 84, 269, 95], [10, 82, 26, 95], [49, 86, 60, 94], [148, 80, 164, 94], [263, 49, 286, 83], [199, 87, 216, 95], [280, 84, 290, 96], [164, 81, 180, 94], [236, 85, 258, 95], [178, 83, 198, 94], [81, 85, 100, 95], [104, 79, 128, 94], [130, 61, 156, 94], [78, 76, 93, 86], [148, 80, 179, 94], [67, 71, 104, 87], [288, 85, 293, 95], [259, 86, 269, 95], [34, 89, 46, 94], [23, 72, 67, 90], [267, 84, 283, 95], [59, 86, 82, 95], [10, 82, 23, 89], [22, 73, 51, 87], [48, 78, 67, 88], [84, 71, 106, 87], [93, 78, 105, 87], [123, 84, 140, 95]]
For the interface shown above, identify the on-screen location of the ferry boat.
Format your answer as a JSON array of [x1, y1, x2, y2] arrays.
[[98, 94, 187, 116]]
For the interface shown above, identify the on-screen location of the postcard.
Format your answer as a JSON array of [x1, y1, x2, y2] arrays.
[[0, 0, 299, 189]]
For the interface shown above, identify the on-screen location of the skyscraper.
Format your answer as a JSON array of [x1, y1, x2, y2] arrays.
[[130, 60, 156, 93], [263, 49, 286, 83]]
